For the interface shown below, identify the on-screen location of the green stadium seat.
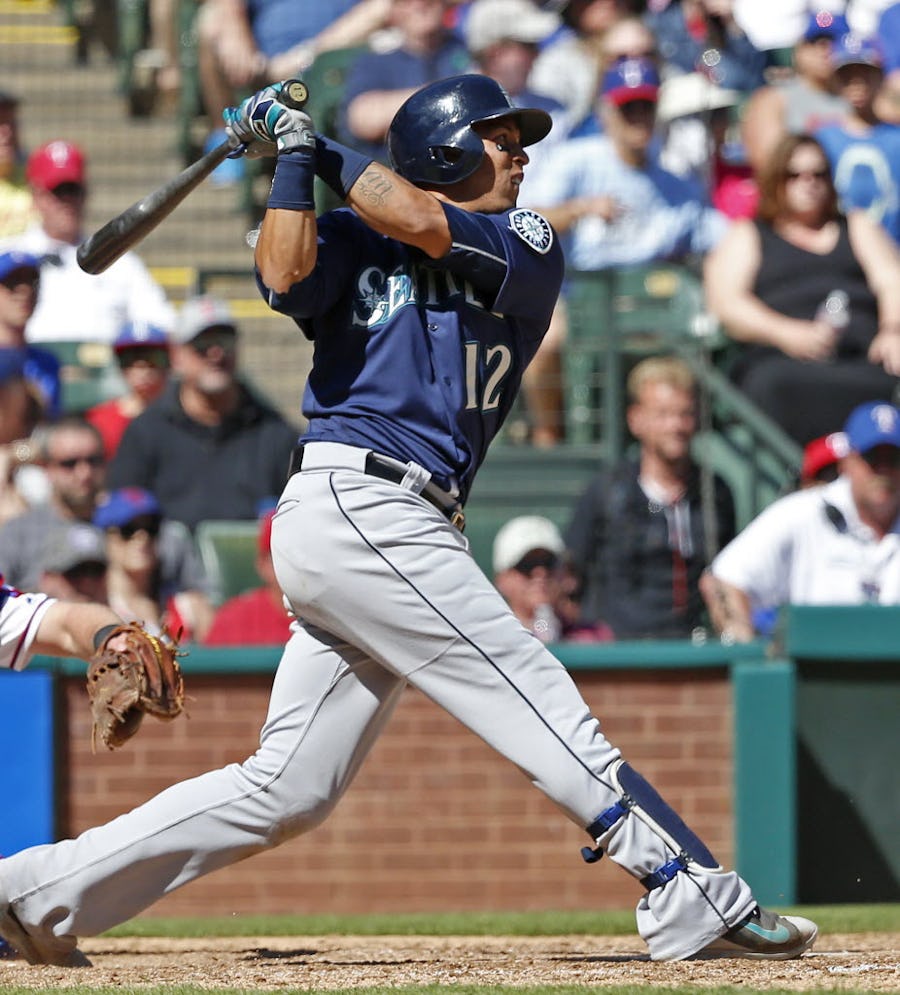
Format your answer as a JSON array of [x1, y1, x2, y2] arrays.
[[563, 263, 720, 453], [195, 519, 260, 606], [463, 444, 602, 575], [38, 340, 125, 414]]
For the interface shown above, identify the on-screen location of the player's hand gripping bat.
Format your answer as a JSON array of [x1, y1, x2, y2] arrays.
[[76, 79, 310, 275]]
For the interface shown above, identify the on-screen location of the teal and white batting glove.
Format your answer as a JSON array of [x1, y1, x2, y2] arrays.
[[224, 82, 315, 158]]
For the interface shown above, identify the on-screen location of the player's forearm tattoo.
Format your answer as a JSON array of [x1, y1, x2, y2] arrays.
[[356, 167, 394, 207]]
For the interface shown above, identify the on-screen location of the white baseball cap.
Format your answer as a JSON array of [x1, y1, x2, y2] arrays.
[[657, 72, 740, 123], [173, 294, 237, 344], [465, 0, 560, 55], [492, 515, 565, 573]]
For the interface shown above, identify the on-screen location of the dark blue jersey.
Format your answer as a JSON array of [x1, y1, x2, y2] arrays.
[[260, 202, 563, 503]]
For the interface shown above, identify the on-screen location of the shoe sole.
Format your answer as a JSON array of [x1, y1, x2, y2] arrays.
[[0, 907, 91, 967]]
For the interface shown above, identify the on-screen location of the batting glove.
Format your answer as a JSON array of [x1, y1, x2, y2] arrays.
[[224, 82, 315, 158]]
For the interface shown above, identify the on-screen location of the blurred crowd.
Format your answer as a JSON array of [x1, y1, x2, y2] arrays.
[[3, 0, 900, 647]]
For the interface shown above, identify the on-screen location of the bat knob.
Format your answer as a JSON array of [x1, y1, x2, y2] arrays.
[[281, 79, 309, 109]]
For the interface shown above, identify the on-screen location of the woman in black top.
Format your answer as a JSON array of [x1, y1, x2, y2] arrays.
[[703, 132, 900, 443]]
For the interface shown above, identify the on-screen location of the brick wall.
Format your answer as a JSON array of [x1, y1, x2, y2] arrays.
[[62, 668, 733, 918]]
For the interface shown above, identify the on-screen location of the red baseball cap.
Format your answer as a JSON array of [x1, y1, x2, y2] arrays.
[[800, 432, 848, 482], [601, 57, 660, 106], [25, 140, 86, 191]]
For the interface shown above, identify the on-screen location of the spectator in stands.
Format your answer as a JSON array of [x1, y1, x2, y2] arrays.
[[704, 133, 900, 445], [109, 295, 297, 531], [492, 514, 613, 643], [741, 10, 850, 178], [730, 0, 819, 55], [198, 0, 391, 184], [545, 15, 660, 140], [0, 141, 174, 342], [127, 0, 184, 115], [530, 0, 629, 128], [0, 250, 61, 417], [0, 346, 47, 526], [204, 508, 293, 645], [873, 2, 900, 123], [523, 57, 727, 444], [701, 400, 900, 641], [656, 71, 757, 219], [86, 320, 171, 460], [464, 0, 564, 116], [0, 88, 34, 238], [815, 32, 900, 245], [339, 0, 470, 163], [463, 0, 570, 172], [645, 0, 767, 93], [37, 522, 109, 604], [565, 355, 736, 640], [95, 487, 214, 642], [0, 415, 207, 596], [528, 57, 726, 276], [798, 430, 848, 488]]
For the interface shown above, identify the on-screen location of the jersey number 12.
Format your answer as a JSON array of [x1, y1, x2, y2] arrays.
[[464, 342, 512, 411]]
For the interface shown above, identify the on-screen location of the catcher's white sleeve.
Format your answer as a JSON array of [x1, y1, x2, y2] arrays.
[[0, 586, 56, 671]]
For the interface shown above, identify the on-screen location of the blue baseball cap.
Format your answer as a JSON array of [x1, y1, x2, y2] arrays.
[[831, 32, 883, 70], [93, 487, 162, 529], [0, 250, 40, 282], [114, 319, 169, 352], [843, 402, 900, 453], [0, 347, 26, 384], [601, 57, 660, 106], [802, 10, 848, 42]]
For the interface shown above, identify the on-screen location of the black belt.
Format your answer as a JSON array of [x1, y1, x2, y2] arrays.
[[289, 445, 465, 531]]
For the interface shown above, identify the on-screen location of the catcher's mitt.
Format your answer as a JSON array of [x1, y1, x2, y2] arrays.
[[86, 623, 185, 751]]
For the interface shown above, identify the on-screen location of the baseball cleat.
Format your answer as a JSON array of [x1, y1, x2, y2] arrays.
[[696, 905, 818, 959], [0, 904, 91, 967]]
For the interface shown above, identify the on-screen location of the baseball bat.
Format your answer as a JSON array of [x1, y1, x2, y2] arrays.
[[76, 79, 310, 275]]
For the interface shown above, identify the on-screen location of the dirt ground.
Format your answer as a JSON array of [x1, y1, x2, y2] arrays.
[[1, 933, 898, 991]]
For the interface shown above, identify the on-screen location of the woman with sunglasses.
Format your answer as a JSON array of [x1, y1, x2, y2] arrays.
[[93, 487, 214, 642], [704, 132, 900, 445]]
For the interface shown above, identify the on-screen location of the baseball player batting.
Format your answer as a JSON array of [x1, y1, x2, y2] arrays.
[[0, 75, 816, 967]]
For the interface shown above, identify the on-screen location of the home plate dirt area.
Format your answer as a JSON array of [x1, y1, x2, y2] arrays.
[[0, 933, 898, 990]]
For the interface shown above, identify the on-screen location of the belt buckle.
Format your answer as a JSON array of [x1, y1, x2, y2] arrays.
[[450, 509, 466, 533]]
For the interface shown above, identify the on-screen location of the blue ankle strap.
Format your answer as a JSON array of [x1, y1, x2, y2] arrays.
[[581, 800, 629, 863], [640, 854, 688, 891]]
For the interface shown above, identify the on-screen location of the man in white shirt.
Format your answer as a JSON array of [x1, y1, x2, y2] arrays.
[[702, 400, 900, 640], [0, 141, 173, 343]]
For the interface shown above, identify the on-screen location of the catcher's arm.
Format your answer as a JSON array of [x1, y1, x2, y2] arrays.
[[31, 601, 128, 662]]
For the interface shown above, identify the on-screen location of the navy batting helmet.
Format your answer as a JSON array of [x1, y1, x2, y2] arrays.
[[387, 75, 552, 186]]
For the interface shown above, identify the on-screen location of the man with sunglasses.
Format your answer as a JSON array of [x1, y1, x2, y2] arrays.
[[702, 400, 900, 642], [108, 294, 297, 531], [0, 140, 174, 343], [0, 416, 207, 602]]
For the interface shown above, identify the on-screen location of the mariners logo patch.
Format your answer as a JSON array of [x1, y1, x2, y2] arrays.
[[509, 209, 553, 255]]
